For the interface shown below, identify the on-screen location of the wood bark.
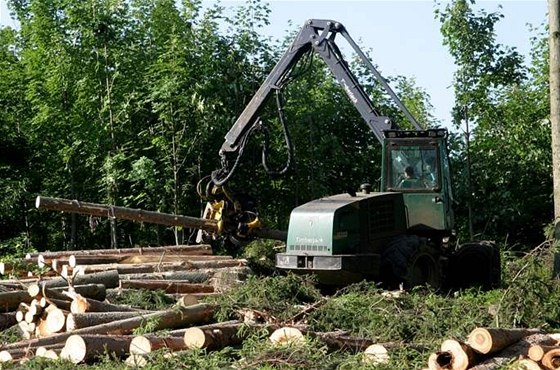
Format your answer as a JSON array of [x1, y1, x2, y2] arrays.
[[120, 280, 214, 294], [0, 312, 17, 330], [550, 0, 560, 220], [184, 322, 247, 349], [467, 327, 541, 354], [0, 289, 34, 312], [120, 254, 232, 264], [61, 334, 133, 364], [468, 333, 556, 370], [26, 244, 212, 259], [74, 262, 193, 275], [70, 294, 145, 314], [2, 303, 215, 351], [0, 348, 32, 363], [29, 283, 107, 302], [66, 311, 145, 331], [33, 269, 119, 290], [129, 335, 187, 354], [118, 270, 211, 282]]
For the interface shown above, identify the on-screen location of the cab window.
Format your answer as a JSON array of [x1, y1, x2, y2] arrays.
[[388, 145, 439, 191]]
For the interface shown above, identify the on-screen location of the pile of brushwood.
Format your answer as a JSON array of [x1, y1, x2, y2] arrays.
[[2, 238, 560, 369]]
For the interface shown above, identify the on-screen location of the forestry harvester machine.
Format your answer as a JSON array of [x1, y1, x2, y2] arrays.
[[37, 19, 500, 289]]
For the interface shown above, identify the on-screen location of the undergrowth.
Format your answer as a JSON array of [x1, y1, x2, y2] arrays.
[[4, 241, 560, 369]]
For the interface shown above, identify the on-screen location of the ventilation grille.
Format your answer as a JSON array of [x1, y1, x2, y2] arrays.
[[369, 199, 395, 236], [289, 244, 329, 252]]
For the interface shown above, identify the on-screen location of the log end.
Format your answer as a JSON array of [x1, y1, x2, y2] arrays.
[[269, 327, 304, 346], [125, 354, 148, 367], [62, 335, 86, 364], [467, 328, 492, 354], [184, 327, 207, 349], [130, 336, 152, 355], [362, 344, 389, 364]]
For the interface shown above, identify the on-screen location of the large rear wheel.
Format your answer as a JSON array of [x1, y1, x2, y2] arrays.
[[447, 241, 501, 290]]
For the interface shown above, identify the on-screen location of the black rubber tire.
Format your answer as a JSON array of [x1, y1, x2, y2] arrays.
[[382, 235, 441, 288], [448, 241, 501, 290]]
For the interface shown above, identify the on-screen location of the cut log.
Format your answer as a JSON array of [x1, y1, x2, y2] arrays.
[[68, 254, 128, 267], [528, 344, 560, 362], [67, 311, 144, 331], [75, 262, 193, 275], [26, 244, 212, 259], [129, 335, 187, 355], [363, 344, 390, 364], [119, 271, 210, 282], [28, 283, 107, 302], [0, 289, 34, 312], [2, 303, 215, 351], [178, 294, 200, 307], [0, 348, 32, 363], [125, 354, 148, 367], [542, 348, 560, 369], [48, 269, 120, 289], [120, 255, 232, 264], [70, 294, 145, 314], [427, 339, 479, 370], [511, 358, 544, 370], [467, 327, 541, 355], [43, 306, 67, 335], [43, 297, 72, 311], [120, 280, 214, 294], [61, 334, 133, 364], [184, 322, 246, 349], [269, 327, 305, 345], [468, 333, 556, 370]]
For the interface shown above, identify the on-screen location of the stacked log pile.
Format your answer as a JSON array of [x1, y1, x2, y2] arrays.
[[0, 244, 254, 364], [424, 327, 560, 370]]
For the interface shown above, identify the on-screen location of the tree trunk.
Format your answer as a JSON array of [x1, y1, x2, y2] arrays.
[[184, 322, 247, 349], [467, 327, 541, 354], [120, 280, 214, 294], [28, 283, 107, 302], [120, 255, 232, 264], [129, 335, 187, 355], [35, 269, 119, 290], [550, 0, 560, 221], [66, 311, 145, 331], [0, 290, 34, 312], [119, 271, 210, 282], [70, 294, 145, 314], [74, 262, 192, 275], [26, 244, 212, 259], [61, 334, 133, 364]]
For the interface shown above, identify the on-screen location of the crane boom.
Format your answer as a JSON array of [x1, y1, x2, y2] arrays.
[[220, 19, 421, 157]]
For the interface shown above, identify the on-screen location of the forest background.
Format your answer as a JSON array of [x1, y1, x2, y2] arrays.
[[0, 0, 552, 255]]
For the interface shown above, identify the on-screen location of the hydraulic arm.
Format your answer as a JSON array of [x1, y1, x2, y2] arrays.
[[211, 19, 422, 187]]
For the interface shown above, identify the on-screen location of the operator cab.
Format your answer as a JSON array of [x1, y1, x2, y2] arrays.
[[381, 129, 454, 235]]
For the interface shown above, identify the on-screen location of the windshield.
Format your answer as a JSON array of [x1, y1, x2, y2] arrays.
[[388, 145, 439, 191]]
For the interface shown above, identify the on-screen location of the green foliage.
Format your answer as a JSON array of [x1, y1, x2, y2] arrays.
[[209, 273, 322, 322], [107, 288, 174, 311]]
